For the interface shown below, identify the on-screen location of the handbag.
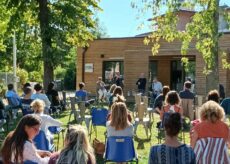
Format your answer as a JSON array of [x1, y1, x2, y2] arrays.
[[93, 138, 105, 155]]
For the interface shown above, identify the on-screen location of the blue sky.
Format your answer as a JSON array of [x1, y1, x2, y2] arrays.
[[98, 0, 230, 38]]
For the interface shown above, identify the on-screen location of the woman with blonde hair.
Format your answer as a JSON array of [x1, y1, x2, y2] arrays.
[[54, 125, 95, 164], [190, 100, 230, 148], [31, 99, 62, 144], [107, 102, 133, 137]]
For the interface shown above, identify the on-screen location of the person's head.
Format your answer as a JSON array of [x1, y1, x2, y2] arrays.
[[140, 73, 145, 78], [153, 77, 158, 83], [112, 86, 123, 96], [184, 81, 192, 90], [7, 84, 14, 91], [113, 95, 126, 103], [34, 83, 43, 92], [24, 87, 33, 96], [207, 89, 219, 103], [162, 86, 170, 97], [1, 115, 41, 164], [23, 82, 31, 89], [109, 84, 117, 93], [164, 112, 182, 137], [110, 102, 129, 130], [58, 125, 95, 164], [98, 77, 102, 81], [199, 100, 225, 123], [47, 82, 55, 91], [165, 90, 180, 105], [31, 99, 45, 114], [79, 82, 85, 90]]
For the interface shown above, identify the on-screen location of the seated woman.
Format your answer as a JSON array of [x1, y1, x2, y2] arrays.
[[31, 99, 62, 144], [207, 89, 220, 103], [1, 115, 51, 164], [153, 86, 170, 114], [190, 100, 230, 148], [148, 113, 195, 164], [160, 91, 183, 120], [108, 86, 124, 108], [107, 102, 133, 137], [49, 125, 95, 164]]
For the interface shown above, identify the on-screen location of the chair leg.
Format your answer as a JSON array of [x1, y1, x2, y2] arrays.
[[89, 124, 93, 141]]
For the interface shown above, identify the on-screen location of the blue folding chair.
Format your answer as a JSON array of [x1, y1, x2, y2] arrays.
[[90, 107, 108, 140], [104, 136, 138, 163], [48, 126, 64, 150], [33, 130, 54, 152], [23, 160, 37, 164]]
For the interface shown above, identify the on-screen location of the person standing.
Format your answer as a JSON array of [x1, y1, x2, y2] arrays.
[[136, 73, 146, 95], [114, 72, 124, 89], [96, 77, 107, 102], [151, 77, 163, 99]]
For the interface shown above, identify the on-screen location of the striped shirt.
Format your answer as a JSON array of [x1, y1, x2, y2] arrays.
[[148, 144, 195, 164]]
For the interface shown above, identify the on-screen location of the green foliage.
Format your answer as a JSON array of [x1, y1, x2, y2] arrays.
[[1, 0, 101, 86], [16, 68, 28, 85], [29, 71, 43, 83], [63, 62, 76, 90], [54, 66, 66, 80]]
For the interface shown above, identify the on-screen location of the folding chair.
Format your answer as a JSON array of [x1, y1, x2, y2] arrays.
[[133, 102, 151, 139], [104, 136, 138, 163], [23, 160, 37, 164], [194, 137, 230, 164], [68, 97, 80, 123], [33, 130, 55, 152], [48, 126, 64, 151], [6, 97, 21, 119], [89, 107, 108, 140]]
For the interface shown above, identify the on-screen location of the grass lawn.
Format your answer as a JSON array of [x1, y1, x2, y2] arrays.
[[0, 103, 199, 164]]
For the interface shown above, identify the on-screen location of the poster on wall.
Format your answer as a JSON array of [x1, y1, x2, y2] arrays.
[[85, 63, 93, 72]]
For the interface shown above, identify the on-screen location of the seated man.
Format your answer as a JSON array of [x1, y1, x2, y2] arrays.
[[5, 84, 21, 119], [179, 81, 195, 121]]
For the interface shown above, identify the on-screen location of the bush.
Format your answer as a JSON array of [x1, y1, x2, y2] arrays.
[[63, 64, 76, 90], [17, 68, 28, 85], [29, 71, 43, 83]]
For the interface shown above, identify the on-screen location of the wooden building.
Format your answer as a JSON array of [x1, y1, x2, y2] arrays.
[[76, 10, 230, 99]]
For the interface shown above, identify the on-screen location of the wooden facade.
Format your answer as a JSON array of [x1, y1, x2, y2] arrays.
[[76, 34, 230, 98]]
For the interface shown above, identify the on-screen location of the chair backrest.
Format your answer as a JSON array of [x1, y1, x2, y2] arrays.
[[91, 107, 108, 126], [105, 136, 137, 162], [23, 160, 38, 164], [194, 137, 230, 164], [181, 99, 193, 110], [70, 97, 76, 111], [142, 96, 148, 109], [48, 126, 62, 134], [134, 94, 141, 105], [21, 99, 34, 116], [33, 130, 52, 151], [137, 103, 145, 120]]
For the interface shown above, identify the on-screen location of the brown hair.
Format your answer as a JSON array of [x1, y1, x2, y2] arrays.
[[207, 90, 219, 103], [184, 81, 192, 89], [162, 86, 170, 97], [199, 100, 225, 123], [1, 115, 41, 164], [112, 86, 123, 96], [79, 82, 85, 89], [110, 102, 129, 130], [165, 90, 180, 105], [164, 112, 182, 137], [109, 84, 117, 94]]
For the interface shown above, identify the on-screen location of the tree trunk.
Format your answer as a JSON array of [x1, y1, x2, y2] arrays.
[[38, 0, 53, 90], [205, 0, 219, 94]]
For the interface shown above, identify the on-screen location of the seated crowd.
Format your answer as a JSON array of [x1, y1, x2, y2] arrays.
[[0, 79, 230, 164]]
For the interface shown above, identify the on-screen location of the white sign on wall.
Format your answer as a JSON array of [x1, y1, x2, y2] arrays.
[[85, 63, 93, 73]]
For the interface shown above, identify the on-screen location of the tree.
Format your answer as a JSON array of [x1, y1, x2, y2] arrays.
[[4, 0, 100, 89], [133, 0, 230, 93]]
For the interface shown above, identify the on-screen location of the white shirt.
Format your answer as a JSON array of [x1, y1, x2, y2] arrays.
[[34, 113, 62, 143], [31, 93, 51, 108], [152, 81, 163, 94], [11, 141, 50, 164]]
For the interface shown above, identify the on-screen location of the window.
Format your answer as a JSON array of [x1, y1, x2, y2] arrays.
[[149, 61, 158, 83], [103, 61, 124, 84]]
